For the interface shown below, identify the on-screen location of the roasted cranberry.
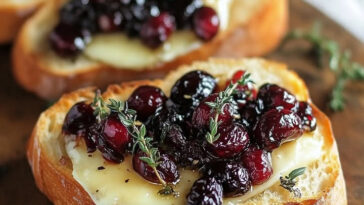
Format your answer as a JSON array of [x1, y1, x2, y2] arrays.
[[97, 12, 123, 32], [170, 70, 217, 112], [186, 176, 223, 205], [102, 115, 131, 153], [178, 140, 212, 168], [192, 94, 235, 130], [296, 101, 317, 132], [133, 152, 180, 184], [63, 102, 95, 136], [242, 146, 273, 185], [257, 83, 297, 111], [140, 12, 176, 48], [226, 71, 257, 109], [192, 6, 219, 41], [254, 108, 303, 151], [50, 23, 89, 57], [239, 101, 264, 130], [127, 85, 167, 121], [96, 131, 124, 163], [207, 161, 251, 197], [163, 124, 187, 148], [206, 123, 249, 158]]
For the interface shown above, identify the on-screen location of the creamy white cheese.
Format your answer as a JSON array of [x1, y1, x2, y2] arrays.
[[83, 0, 232, 69], [65, 128, 323, 205]]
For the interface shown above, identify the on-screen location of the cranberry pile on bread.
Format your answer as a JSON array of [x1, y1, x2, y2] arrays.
[[13, 0, 288, 99], [27, 58, 346, 204]]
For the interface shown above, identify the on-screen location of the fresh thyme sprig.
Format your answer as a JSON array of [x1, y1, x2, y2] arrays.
[[281, 22, 364, 111], [205, 73, 253, 144], [91, 90, 108, 122], [91, 92, 176, 196], [280, 167, 306, 198]]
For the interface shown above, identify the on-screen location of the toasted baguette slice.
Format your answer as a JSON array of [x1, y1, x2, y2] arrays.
[[13, 0, 288, 100], [27, 58, 346, 205], [0, 0, 44, 43]]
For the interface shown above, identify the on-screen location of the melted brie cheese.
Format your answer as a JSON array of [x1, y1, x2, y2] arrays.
[[65, 129, 323, 205], [84, 0, 232, 69]]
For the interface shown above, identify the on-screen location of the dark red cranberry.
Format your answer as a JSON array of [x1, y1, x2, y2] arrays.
[[192, 6, 219, 41], [226, 71, 257, 109], [102, 115, 131, 153], [170, 70, 217, 112], [239, 100, 264, 130], [296, 101, 317, 132], [163, 124, 187, 148], [140, 12, 176, 48], [133, 152, 180, 184], [50, 23, 89, 57], [192, 94, 235, 130], [186, 176, 223, 205], [97, 12, 123, 32], [257, 83, 297, 111], [206, 123, 249, 158], [242, 146, 273, 185], [62, 102, 95, 136], [96, 131, 124, 163], [178, 140, 212, 168], [254, 108, 303, 151], [127, 85, 167, 121], [207, 162, 251, 197]]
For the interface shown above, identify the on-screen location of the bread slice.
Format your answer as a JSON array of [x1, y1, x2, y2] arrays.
[[0, 0, 43, 44], [13, 0, 288, 100], [27, 58, 346, 205]]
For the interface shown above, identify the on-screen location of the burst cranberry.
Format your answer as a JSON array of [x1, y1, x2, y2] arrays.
[[296, 101, 317, 132], [226, 71, 257, 109], [49, 23, 89, 57], [102, 115, 131, 153], [96, 130, 124, 163], [254, 108, 303, 151], [192, 94, 235, 130], [192, 6, 219, 41], [170, 70, 217, 112], [63, 102, 95, 136], [97, 12, 123, 32], [206, 123, 249, 158], [186, 176, 223, 205], [207, 162, 251, 197], [178, 140, 212, 168], [257, 83, 297, 111], [242, 146, 273, 185], [140, 12, 176, 48], [239, 100, 264, 130], [127, 85, 167, 121], [163, 124, 187, 148], [133, 152, 180, 184]]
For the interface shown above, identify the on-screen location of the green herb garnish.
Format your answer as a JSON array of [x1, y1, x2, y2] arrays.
[[280, 167, 306, 198], [281, 22, 364, 111], [205, 73, 253, 143], [91, 91, 176, 196]]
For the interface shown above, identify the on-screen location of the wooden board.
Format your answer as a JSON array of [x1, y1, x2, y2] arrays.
[[0, 1, 362, 204]]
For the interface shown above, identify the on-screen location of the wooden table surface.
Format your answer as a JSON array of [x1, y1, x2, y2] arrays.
[[0, 1, 363, 204]]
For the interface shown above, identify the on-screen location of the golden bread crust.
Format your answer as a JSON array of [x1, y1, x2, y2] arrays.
[[13, 0, 288, 100], [27, 58, 346, 205], [0, 0, 43, 43]]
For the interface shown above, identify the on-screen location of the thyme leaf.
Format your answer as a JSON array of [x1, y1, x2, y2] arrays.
[[280, 167, 306, 198], [281, 22, 364, 111], [205, 73, 253, 143], [91, 91, 176, 196]]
